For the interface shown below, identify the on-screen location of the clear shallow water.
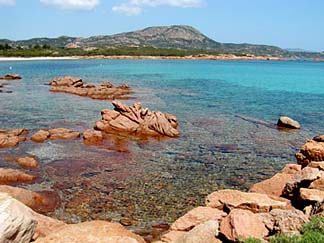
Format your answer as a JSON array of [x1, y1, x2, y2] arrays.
[[1, 59, 324, 235]]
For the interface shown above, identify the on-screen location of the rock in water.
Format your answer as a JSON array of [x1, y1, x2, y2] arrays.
[[0, 193, 36, 243], [277, 116, 301, 129], [0, 74, 22, 80], [95, 101, 180, 138], [296, 136, 324, 167]]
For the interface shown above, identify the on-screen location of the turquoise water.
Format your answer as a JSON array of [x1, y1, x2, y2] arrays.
[[1, 59, 324, 232]]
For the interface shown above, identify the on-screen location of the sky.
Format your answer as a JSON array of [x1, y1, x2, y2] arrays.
[[0, 0, 323, 51]]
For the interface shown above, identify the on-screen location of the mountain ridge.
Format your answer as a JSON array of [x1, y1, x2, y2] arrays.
[[0, 25, 323, 58]]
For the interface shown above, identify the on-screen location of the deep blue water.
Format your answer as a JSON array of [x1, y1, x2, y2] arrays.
[[1, 59, 324, 226]]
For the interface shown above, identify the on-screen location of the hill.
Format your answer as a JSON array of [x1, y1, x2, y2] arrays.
[[0, 25, 323, 59]]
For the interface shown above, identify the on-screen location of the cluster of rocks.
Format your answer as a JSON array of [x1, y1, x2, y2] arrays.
[[48, 76, 133, 100], [0, 128, 28, 148], [31, 128, 80, 143], [0, 193, 145, 243], [0, 74, 22, 80], [95, 100, 180, 138], [155, 135, 324, 243]]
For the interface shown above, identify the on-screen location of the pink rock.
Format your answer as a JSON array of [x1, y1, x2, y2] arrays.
[[161, 231, 187, 242], [308, 161, 324, 170], [15, 156, 38, 168], [309, 178, 324, 190], [0, 168, 36, 184], [299, 188, 324, 202], [48, 128, 80, 140], [95, 101, 180, 138], [33, 221, 146, 243], [0, 128, 27, 148], [205, 189, 289, 213], [296, 138, 324, 167], [281, 164, 302, 174], [171, 206, 226, 231], [220, 209, 268, 241], [83, 129, 103, 145]]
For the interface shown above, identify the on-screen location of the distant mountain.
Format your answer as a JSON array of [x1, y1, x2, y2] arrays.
[[0, 25, 322, 58]]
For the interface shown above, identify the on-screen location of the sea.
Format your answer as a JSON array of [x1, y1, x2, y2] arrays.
[[1, 59, 324, 234]]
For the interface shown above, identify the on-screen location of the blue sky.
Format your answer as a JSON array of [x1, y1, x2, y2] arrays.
[[1, 0, 323, 51]]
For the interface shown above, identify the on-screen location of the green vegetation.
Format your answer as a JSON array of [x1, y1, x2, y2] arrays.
[[241, 216, 324, 243], [0, 45, 228, 57]]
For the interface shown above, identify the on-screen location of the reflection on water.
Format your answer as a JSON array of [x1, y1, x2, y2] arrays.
[[1, 59, 324, 237]]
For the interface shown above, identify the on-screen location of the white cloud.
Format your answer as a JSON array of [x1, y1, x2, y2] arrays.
[[112, 3, 142, 16], [113, 0, 204, 16], [40, 0, 99, 11], [0, 0, 15, 6]]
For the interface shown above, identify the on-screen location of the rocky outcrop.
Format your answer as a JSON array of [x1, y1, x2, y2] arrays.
[[15, 156, 39, 168], [277, 116, 301, 129], [48, 76, 133, 100], [0, 74, 22, 80], [0, 128, 28, 148], [0, 193, 36, 243], [31, 128, 80, 143], [95, 101, 180, 138], [296, 136, 324, 167], [0, 168, 36, 184], [34, 221, 146, 243]]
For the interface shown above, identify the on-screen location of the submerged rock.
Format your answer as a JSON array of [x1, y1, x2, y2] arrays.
[[0, 168, 36, 184], [0, 193, 36, 243], [0, 74, 22, 80], [48, 76, 133, 100], [95, 101, 180, 138], [34, 221, 146, 243], [277, 116, 301, 129]]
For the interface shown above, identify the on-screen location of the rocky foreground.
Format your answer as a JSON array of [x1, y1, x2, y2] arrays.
[[1, 131, 324, 242], [48, 76, 133, 100]]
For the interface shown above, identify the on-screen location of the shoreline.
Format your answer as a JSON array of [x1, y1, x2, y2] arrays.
[[0, 55, 295, 62]]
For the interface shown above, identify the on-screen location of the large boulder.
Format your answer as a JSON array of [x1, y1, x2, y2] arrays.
[[34, 221, 146, 243], [205, 189, 289, 213], [49, 76, 133, 100], [0, 74, 22, 80], [277, 116, 301, 129], [170, 206, 226, 231], [220, 209, 268, 241], [83, 129, 104, 145], [95, 101, 180, 138], [296, 137, 324, 167], [0, 193, 36, 243], [299, 188, 324, 202]]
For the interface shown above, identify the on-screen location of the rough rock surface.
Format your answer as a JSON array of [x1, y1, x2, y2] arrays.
[[95, 101, 180, 138], [269, 209, 309, 234], [0, 74, 22, 80], [220, 209, 268, 241], [161, 231, 187, 242], [0, 128, 27, 148], [49, 76, 133, 100], [296, 138, 324, 167], [0, 193, 36, 243], [31, 128, 80, 142], [174, 220, 220, 243], [34, 221, 146, 243], [308, 161, 324, 170], [0, 168, 36, 184], [277, 116, 301, 129], [205, 189, 288, 213], [309, 178, 324, 190], [170, 206, 226, 231]]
